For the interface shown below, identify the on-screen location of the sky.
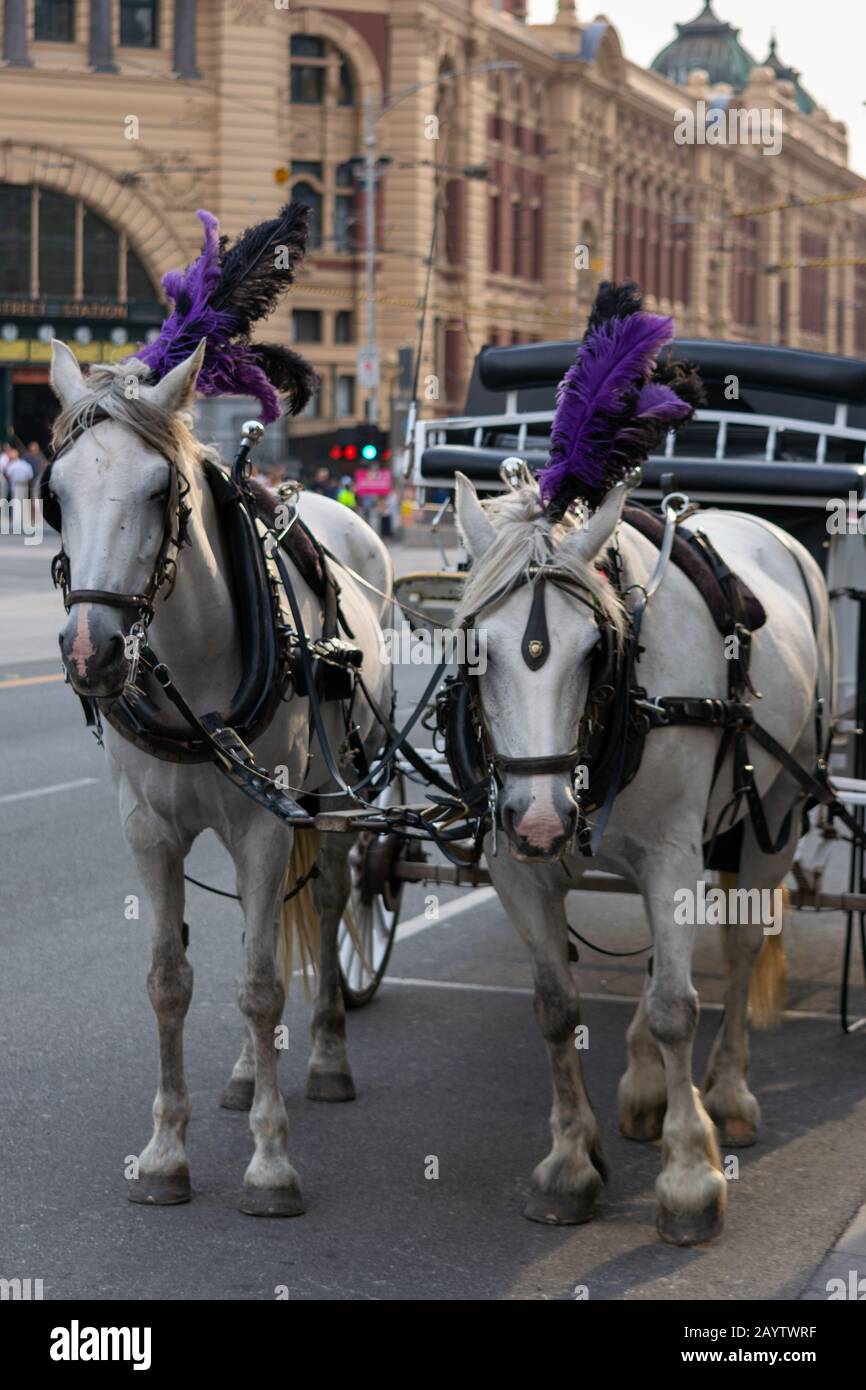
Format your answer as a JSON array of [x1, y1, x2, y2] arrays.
[[527, 0, 866, 178]]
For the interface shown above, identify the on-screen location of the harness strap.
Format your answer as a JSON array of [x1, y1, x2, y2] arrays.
[[63, 589, 154, 612]]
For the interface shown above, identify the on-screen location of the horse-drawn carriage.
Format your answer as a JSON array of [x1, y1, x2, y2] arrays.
[[41, 200, 866, 1240], [339, 333, 866, 1031]]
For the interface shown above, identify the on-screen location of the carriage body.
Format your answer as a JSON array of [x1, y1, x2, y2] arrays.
[[408, 338, 866, 740]]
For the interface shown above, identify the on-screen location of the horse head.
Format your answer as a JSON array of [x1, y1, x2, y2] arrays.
[[46, 339, 205, 697], [455, 472, 627, 862]]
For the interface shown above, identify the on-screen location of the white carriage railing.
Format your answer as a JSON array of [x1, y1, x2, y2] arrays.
[[409, 406, 866, 489]]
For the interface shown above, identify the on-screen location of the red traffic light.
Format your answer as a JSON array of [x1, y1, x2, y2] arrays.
[[344, 444, 358, 461], [329, 445, 343, 461]]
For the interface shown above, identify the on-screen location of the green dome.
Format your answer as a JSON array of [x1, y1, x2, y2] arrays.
[[762, 34, 816, 115], [651, 1, 757, 90]]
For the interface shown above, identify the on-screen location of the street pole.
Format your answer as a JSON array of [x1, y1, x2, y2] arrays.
[[364, 93, 378, 427]]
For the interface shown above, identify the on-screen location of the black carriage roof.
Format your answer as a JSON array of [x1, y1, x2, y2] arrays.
[[417, 338, 866, 510], [465, 338, 866, 421]]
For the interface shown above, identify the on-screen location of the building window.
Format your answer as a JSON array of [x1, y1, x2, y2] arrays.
[[488, 193, 500, 273], [732, 218, 758, 328], [0, 186, 31, 295], [510, 202, 521, 277], [335, 374, 355, 417], [334, 310, 354, 343], [292, 309, 322, 343], [854, 265, 866, 354], [531, 207, 542, 281], [338, 60, 354, 107], [291, 182, 322, 249], [35, 0, 75, 42], [0, 183, 160, 304], [127, 246, 154, 302], [290, 34, 355, 109], [83, 209, 119, 298], [120, 0, 159, 48], [334, 161, 356, 252], [801, 232, 828, 335], [39, 191, 76, 297], [300, 391, 321, 419]]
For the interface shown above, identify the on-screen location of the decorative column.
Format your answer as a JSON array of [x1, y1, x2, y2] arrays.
[[3, 0, 32, 68], [174, 0, 202, 79], [90, 0, 119, 74]]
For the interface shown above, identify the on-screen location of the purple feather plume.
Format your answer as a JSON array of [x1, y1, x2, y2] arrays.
[[634, 381, 693, 425], [131, 204, 317, 423], [539, 311, 676, 511]]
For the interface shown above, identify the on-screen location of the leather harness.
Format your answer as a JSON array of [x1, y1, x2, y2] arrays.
[[438, 499, 864, 867]]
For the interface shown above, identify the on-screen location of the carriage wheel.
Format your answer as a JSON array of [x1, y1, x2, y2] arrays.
[[338, 772, 406, 1008]]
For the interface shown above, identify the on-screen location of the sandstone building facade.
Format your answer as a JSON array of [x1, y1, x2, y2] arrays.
[[0, 0, 864, 464]]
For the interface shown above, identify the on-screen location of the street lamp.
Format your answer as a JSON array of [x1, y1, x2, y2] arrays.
[[359, 60, 519, 427]]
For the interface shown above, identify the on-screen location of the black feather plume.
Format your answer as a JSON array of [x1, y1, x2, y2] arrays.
[[249, 343, 320, 417]]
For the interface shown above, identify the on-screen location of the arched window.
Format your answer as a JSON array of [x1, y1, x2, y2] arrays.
[[290, 34, 356, 108], [0, 183, 160, 303]]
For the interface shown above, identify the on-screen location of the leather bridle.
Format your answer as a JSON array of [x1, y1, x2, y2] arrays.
[[40, 419, 192, 625], [460, 561, 618, 784]]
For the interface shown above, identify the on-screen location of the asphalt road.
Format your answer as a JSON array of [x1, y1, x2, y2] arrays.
[[2, 528, 866, 1301]]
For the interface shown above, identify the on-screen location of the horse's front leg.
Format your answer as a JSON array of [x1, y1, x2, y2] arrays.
[[489, 856, 606, 1225], [125, 829, 194, 1206], [234, 826, 304, 1217], [306, 831, 355, 1102], [641, 847, 726, 1246], [619, 968, 667, 1141]]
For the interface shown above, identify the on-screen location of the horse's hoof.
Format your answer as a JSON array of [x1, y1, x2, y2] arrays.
[[219, 1077, 254, 1111], [718, 1117, 757, 1148], [524, 1181, 600, 1226], [306, 1070, 356, 1103], [657, 1195, 724, 1247], [239, 1184, 305, 1218], [127, 1172, 191, 1206], [620, 1104, 666, 1142]]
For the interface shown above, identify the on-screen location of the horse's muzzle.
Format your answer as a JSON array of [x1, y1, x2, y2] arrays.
[[501, 777, 578, 862], [60, 605, 129, 698]]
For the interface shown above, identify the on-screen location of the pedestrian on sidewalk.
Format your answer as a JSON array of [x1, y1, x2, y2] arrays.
[[6, 448, 34, 502]]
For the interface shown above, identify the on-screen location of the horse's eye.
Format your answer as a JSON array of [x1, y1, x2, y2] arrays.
[[148, 487, 169, 502]]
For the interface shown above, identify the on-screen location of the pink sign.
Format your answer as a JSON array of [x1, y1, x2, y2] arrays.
[[354, 467, 392, 497]]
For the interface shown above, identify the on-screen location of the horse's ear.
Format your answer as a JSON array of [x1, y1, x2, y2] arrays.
[[455, 472, 496, 560], [557, 483, 627, 565], [50, 340, 89, 409], [143, 338, 207, 414]]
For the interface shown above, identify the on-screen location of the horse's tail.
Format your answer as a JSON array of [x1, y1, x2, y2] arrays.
[[748, 885, 787, 1031], [278, 828, 321, 1001], [715, 871, 786, 1029]]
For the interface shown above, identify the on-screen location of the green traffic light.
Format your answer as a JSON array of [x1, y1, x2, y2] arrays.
[[361, 443, 378, 460]]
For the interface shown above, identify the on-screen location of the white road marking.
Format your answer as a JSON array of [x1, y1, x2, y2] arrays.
[[383, 976, 847, 1022], [0, 776, 98, 805], [395, 886, 498, 940]]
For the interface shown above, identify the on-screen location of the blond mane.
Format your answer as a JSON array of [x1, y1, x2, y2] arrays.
[[455, 484, 627, 645], [51, 358, 219, 468]]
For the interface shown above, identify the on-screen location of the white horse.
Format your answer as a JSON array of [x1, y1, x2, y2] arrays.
[[47, 339, 392, 1216], [455, 472, 831, 1244]]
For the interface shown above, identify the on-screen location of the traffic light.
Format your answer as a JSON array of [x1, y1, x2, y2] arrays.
[[328, 425, 391, 465]]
